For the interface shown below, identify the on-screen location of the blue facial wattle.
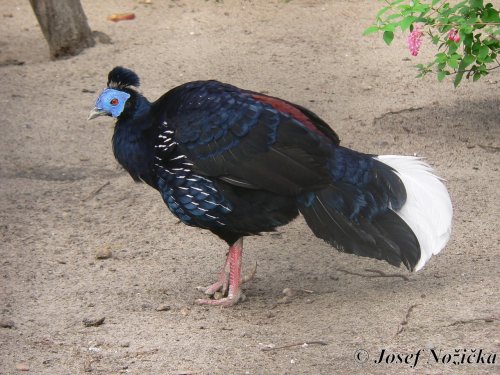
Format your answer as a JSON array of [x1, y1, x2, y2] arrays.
[[95, 88, 131, 118]]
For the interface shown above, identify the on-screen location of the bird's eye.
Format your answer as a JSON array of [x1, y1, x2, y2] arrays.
[[110, 98, 119, 106]]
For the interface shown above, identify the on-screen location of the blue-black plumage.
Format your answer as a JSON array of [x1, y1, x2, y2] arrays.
[[89, 67, 453, 306]]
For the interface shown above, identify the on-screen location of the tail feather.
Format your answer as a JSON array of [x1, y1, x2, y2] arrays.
[[299, 154, 452, 271], [300, 189, 420, 269], [376, 155, 453, 271]]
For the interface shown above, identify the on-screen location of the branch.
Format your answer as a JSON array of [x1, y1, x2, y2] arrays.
[[446, 316, 499, 327], [395, 303, 419, 336], [338, 268, 410, 281], [454, 63, 500, 76], [431, 22, 500, 27], [261, 341, 328, 352]]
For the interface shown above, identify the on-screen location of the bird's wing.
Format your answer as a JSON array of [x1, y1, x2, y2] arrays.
[[158, 81, 339, 196]]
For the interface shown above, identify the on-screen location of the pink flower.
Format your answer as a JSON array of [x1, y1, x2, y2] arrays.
[[407, 25, 424, 56], [448, 28, 460, 43]]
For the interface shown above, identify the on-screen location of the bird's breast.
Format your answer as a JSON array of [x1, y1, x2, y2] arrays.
[[156, 165, 232, 228]]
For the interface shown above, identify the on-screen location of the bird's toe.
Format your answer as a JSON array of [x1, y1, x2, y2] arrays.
[[196, 292, 243, 307]]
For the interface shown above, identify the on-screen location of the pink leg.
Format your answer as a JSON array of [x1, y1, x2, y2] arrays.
[[197, 238, 245, 307]]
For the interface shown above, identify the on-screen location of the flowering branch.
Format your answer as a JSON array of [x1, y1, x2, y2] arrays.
[[364, 0, 500, 87]]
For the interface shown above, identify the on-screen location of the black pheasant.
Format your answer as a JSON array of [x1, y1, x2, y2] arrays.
[[88, 67, 452, 306]]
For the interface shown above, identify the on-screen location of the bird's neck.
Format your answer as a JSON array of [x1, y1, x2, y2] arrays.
[[112, 96, 157, 186], [121, 94, 151, 125]]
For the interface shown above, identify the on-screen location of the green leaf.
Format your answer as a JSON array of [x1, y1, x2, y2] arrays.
[[437, 71, 447, 81], [363, 26, 380, 36], [440, 24, 453, 33], [483, 38, 496, 46], [448, 43, 458, 55], [411, 4, 429, 12], [482, 8, 500, 23], [376, 6, 390, 18], [470, 0, 483, 9], [400, 16, 416, 32], [432, 0, 441, 6], [462, 54, 476, 67], [477, 45, 490, 60], [451, 0, 468, 12], [383, 31, 394, 45], [448, 57, 459, 69], [460, 25, 474, 34], [382, 23, 398, 32], [473, 72, 481, 81], [454, 56, 469, 87], [463, 33, 473, 48], [472, 41, 481, 55], [454, 71, 464, 87], [414, 16, 430, 24], [465, 16, 479, 25], [386, 13, 403, 21], [482, 55, 493, 63], [436, 52, 448, 63], [477, 63, 488, 73]]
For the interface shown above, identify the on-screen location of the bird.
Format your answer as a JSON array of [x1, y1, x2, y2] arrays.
[[88, 66, 453, 306]]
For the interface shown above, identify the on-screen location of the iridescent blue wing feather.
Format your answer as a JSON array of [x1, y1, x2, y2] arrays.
[[155, 81, 336, 196]]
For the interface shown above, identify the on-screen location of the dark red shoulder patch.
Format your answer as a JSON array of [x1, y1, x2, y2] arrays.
[[252, 94, 325, 138]]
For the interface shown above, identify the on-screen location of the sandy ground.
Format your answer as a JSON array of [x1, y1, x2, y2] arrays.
[[1, 0, 499, 374]]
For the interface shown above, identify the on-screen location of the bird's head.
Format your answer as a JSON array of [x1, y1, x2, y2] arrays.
[[88, 66, 140, 121]]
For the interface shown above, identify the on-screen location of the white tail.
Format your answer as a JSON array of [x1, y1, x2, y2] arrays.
[[375, 155, 453, 271]]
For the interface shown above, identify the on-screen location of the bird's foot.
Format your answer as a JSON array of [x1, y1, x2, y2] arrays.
[[195, 238, 257, 306], [196, 253, 231, 296], [196, 275, 229, 296], [196, 290, 245, 307], [196, 261, 257, 297]]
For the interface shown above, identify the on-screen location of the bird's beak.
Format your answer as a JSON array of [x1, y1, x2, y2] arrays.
[[88, 108, 107, 121]]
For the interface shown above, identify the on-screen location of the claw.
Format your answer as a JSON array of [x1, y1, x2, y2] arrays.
[[196, 274, 229, 296], [197, 290, 243, 307], [197, 260, 256, 296], [196, 251, 231, 295], [196, 283, 221, 294]]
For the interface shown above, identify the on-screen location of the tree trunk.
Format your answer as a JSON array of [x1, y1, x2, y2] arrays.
[[29, 0, 95, 60]]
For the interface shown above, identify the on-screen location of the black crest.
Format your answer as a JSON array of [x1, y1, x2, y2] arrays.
[[107, 66, 140, 89]]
